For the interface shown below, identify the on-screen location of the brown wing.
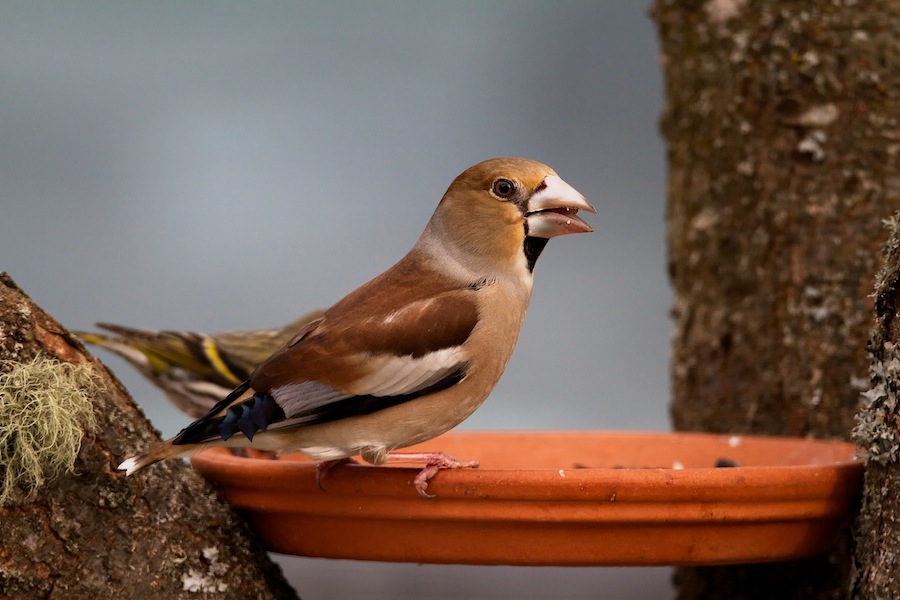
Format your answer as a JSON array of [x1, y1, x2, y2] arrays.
[[171, 253, 482, 445], [250, 287, 478, 393]]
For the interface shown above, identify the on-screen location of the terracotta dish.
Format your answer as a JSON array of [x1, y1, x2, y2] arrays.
[[191, 430, 863, 566]]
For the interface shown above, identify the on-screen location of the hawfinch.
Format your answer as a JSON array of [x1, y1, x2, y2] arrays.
[[78, 311, 324, 418], [119, 157, 594, 497]]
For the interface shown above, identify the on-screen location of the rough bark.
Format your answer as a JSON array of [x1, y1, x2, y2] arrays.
[[652, 1, 900, 598], [852, 216, 900, 599], [0, 273, 299, 600]]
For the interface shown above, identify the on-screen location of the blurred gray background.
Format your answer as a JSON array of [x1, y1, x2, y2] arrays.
[[1, 2, 672, 598]]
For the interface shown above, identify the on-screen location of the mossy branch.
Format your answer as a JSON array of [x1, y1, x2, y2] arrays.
[[0, 354, 102, 505]]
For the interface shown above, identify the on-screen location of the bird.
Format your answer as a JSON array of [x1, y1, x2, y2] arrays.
[[77, 311, 325, 418], [118, 157, 595, 497]]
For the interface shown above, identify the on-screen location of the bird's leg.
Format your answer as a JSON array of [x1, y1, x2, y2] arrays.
[[229, 448, 279, 460], [315, 457, 359, 491], [382, 451, 480, 499]]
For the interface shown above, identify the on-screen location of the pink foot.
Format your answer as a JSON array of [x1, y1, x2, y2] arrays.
[[315, 457, 359, 491], [383, 451, 479, 498]]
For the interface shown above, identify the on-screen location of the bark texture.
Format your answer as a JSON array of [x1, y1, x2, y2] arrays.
[[652, 1, 900, 598], [852, 216, 900, 599], [0, 273, 299, 600]]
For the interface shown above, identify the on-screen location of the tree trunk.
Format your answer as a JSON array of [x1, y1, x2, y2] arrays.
[[652, 1, 900, 598], [852, 215, 900, 599], [0, 273, 299, 599]]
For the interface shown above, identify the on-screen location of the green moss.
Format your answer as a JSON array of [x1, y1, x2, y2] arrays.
[[0, 355, 101, 505]]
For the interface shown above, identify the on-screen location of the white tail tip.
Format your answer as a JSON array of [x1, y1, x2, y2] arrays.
[[118, 456, 141, 475]]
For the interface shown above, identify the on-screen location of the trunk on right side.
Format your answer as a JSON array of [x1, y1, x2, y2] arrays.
[[652, 2, 900, 598]]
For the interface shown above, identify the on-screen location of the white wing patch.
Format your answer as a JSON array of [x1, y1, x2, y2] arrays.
[[267, 346, 468, 429], [271, 380, 351, 416], [349, 346, 467, 397]]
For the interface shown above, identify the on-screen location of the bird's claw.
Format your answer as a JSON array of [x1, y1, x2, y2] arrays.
[[315, 457, 359, 491], [383, 451, 480, 498]]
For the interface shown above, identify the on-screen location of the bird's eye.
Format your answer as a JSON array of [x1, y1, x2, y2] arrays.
[[492, 178, 516, 199]]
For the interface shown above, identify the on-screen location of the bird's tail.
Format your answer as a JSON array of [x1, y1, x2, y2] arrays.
[[75, 329, 154, 374], [117, 381, 257, 475], [118, 440, 197, 475], [75, 330, 133, 357], [78, 323, 162, 350], [75, 330, 112, 346]]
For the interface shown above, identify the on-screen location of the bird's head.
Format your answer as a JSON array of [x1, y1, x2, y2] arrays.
[[424, 157, 595, 274]]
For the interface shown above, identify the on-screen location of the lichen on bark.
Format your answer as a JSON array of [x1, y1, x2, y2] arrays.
[[851, 213, 900, 599], [0, 355, 101, 506]]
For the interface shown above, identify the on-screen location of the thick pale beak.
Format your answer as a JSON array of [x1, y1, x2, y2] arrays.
[[525, 175, 596, 238]]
